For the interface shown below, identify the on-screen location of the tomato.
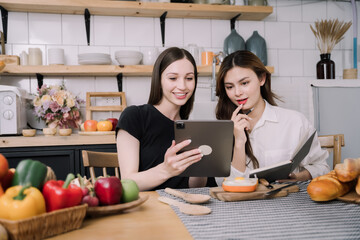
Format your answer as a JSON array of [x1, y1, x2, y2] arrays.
[[97, 120, 113, 131], [0, 154, 9, 180], [84, 120, 98, 131]]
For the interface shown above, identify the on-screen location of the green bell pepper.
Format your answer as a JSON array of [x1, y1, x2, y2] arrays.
[[11, 159, 47, 189]]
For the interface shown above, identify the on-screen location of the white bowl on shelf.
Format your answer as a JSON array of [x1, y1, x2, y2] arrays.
[[115, 50, 143, 65]]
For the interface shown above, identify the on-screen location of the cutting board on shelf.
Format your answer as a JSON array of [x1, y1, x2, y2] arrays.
[[79, 131, 115, 136], [210, 184, 299, 202], [337, 191, 360, 204], [0, 55, 20, 65]]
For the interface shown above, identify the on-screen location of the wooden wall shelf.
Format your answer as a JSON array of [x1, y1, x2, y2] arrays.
[[0, 0, 273, 21], [0, 65, 274, 77]]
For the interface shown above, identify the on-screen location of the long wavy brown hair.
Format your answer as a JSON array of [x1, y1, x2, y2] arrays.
[[215, 50, 280, 168], [147, 47, 198, 120]]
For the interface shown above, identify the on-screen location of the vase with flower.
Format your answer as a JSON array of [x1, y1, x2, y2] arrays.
[[31, 84, 84, 135], [310, 19, 351, 79]]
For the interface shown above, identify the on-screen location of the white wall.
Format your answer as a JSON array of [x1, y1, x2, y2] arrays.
[[0, 0, 359, 124]]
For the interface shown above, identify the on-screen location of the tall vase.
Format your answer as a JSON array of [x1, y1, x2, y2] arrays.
[[223, 29, 245, 56], [245, 31, 267, 66], [316, 53, 335, 79]]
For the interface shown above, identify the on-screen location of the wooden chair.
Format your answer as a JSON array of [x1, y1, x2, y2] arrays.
[[82, 150, 120, 183], [318, 134, 345, 169]]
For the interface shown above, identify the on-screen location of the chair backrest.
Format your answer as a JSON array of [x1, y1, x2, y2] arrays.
[[318, 134, 345, 169], [81, 150, 120, 183]]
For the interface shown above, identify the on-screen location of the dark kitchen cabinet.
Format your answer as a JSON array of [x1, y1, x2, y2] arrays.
[[0, 144, 116, 181]]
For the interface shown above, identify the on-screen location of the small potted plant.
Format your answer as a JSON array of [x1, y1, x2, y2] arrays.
[[31, 84, 84, 136]]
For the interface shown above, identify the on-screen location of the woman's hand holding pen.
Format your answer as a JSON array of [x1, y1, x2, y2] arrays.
[[162, 139, 203, 177], [231, 104, 252, 144]]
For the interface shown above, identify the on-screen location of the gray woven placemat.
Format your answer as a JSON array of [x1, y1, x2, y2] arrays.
[[156, 182, 360, 240]]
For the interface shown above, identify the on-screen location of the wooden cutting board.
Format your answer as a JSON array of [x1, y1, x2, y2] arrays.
[[337, 191, 360, 204], [0, 55, 20, 65], [79, 131, 115, 136], [210, 184, 299, 202]]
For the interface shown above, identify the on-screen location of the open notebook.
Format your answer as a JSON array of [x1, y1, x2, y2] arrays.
[[249, 131, 317, 183]]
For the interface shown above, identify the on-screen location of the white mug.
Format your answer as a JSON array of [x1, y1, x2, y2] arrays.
[[142, 47, 159, 65]]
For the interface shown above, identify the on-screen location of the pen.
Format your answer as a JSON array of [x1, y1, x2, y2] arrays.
[[240, 107, 254, 115]]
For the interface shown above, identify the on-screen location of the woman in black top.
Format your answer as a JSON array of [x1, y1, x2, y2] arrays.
[[116, 47, 207, 191]]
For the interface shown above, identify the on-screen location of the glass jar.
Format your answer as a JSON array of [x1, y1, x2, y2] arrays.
[[316, 53, 335, 79]]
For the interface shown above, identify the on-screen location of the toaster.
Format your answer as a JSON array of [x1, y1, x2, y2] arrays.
[[0, 85, 31, 135]]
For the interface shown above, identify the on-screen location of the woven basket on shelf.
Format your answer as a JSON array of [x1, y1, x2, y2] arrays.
[[0, 204, 87, 240]]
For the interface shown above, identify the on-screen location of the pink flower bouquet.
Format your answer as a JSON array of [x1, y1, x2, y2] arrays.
[[32, 84, 84, 129]]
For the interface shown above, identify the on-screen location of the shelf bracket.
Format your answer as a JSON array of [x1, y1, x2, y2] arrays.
[[0, 6, 8, 44], [160, 12, 167, 47], [116, 73, 123, 92], [84, 8, 91, 46], [230, 14, 241, 30], [36, 73, 44, 89]]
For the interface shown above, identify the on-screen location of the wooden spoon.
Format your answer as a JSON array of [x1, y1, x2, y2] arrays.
[[165, 188, 211, 204], [158, 196, 211, 215]]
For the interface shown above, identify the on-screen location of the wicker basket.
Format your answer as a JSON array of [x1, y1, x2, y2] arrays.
[[0, 204, 87, 240]]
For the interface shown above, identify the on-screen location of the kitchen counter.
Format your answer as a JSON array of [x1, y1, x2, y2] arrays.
[[0, 133, 116, 148]]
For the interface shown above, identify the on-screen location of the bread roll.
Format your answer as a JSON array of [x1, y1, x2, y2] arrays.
[[307, 171, 354, 202], [334, 158, 360, 182]]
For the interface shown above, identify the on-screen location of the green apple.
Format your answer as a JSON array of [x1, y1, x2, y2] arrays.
[[121, 179, 139, 203]]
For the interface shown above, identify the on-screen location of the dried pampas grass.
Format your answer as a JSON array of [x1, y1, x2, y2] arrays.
[[310, 19, 352, 54]]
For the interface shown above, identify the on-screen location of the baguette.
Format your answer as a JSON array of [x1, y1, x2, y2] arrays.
[[307, 171, 354, 202], [334, 158, 360, 182]]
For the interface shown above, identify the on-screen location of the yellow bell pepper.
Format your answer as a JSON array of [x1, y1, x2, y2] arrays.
[[0, 184, 46, 220]]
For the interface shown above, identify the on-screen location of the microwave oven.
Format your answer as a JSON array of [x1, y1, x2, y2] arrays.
[[0, 85, 31, 135]]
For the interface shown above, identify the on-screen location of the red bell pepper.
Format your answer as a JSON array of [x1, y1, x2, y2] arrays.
[[42, 173, 83, 212]]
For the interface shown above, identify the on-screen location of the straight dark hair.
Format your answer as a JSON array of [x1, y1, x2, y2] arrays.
[[147, 47, 198, 120], [215, 50, 280, 168]]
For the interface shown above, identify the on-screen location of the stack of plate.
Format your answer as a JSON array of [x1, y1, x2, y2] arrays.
[[78, 53, 111, 65]]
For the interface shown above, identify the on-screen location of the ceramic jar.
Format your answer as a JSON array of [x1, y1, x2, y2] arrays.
[[223, 29, 245, 56], [28, 48, 43, 65], [245, 31, 267, 65]]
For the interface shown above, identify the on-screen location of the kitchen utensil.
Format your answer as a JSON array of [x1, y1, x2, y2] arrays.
[[158, 196, 211, 215], [201, 51, 214, 65], [28, 48, 43, 65], [115, 50, 142, 65], [247, 0, 267, 5], [58, 128, 72, 136], [222, 178, 258, 192], [245, 30, 267, 65], [22, 129, 36, 137], [48, 48, 65, 65], [20, 51, 28, 65], [223, 14, 245, 56], [86, 195, 149, 217], [142, 47, 159, 65], [337, 190, 360, 204], [43, 128, 57, 136], [259, 178, 273, 189], [210, 183, 299, 202], [165, 188, 211, 204], [0, 55, 20, 65], [264, 182, 298, 198]]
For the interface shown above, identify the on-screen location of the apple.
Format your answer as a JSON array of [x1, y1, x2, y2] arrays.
[[107, 118, 118, 131], [121, 179, 139, 203], [94, 177, 122, 205], [84, 120, 98, 131]]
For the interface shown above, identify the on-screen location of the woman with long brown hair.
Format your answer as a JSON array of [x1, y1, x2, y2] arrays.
[[116, 47, 207, 191], [215, 50, 329, 184]]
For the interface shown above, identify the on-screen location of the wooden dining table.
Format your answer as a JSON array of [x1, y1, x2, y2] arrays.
[[47, 191, 193, 240]]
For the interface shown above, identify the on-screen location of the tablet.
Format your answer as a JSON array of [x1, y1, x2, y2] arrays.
[[174, 120, 234, 177]]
